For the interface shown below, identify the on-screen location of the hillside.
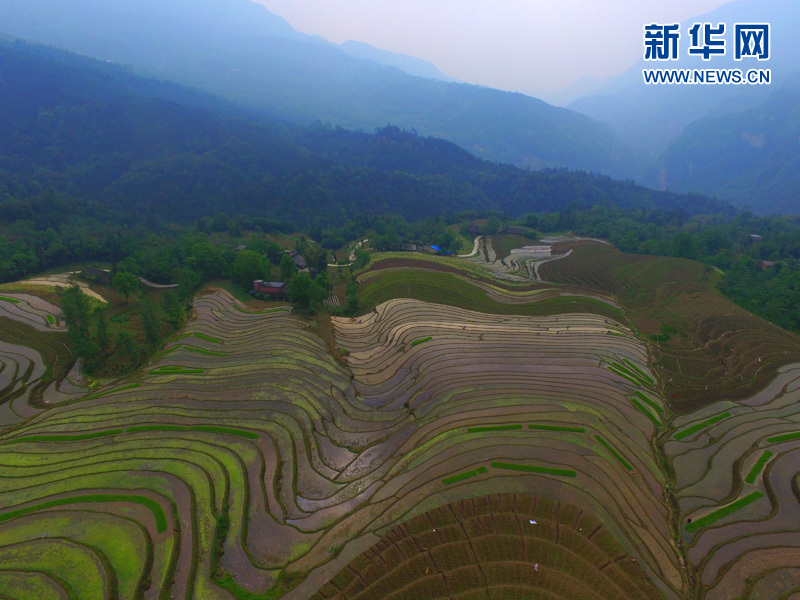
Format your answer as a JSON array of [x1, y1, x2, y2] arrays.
[[0, 39, 733, 232], [657, 88, 800, 215], [569, 0, 800, 171], [0, 0, 638, 176]]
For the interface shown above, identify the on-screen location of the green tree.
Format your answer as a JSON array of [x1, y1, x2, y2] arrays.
[[346, 282, 359, 316], [288, 272, 327, 311], [161, 290, 186, 330], [115, 330, 139, 364], [112, 271, 140, 303], [140, 295, 162, 346], [58, 285, 98, 360], [280, 253, 298, 281], [95, 308, 110, 353], [353, 250, 370, 270], [481, 216, 501, 235], [670, 232, 698, 260], [231, 250, 265, 289]]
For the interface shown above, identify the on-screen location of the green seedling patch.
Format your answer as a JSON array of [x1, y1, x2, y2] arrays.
[[467, 424, 523, 433], [491, 462, 576, 477], [3, 429, 124, 444], [685, 491, 764, 533], [83, 383, 141, 400], [675, 412, 731, 440], [630, 398, 662, 427], [410, 336, 433, 346], [595, 435, 633, 471], [528, 424, 586, 433], [744, 450, 773, 484], [634, 391, 664, 414], [442, 466, 488, 485], [0, 494, 168, 533], [193, 333, 221, 343], [767, 432, 800, 444]]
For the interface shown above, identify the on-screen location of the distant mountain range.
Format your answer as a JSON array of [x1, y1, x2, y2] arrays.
[[656, 87, 800, 214], [567, 0, 800, 214], [0, 39, 732, 228], [0, 0, 638, 177], [569, 0, 800, 158]]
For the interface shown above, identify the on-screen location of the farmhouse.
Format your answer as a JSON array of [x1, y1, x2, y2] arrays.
[[284, 250, 308, 271], [252, 280, 288, 300]]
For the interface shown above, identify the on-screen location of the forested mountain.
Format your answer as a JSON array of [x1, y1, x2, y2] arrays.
[[657, 88, 800, 215], [0, 39, 733, 231], [0, 0, 638, 176]]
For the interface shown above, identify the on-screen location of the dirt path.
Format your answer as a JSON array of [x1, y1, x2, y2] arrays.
[[328, 239, 369, 267], [457, 236, 483, 258]]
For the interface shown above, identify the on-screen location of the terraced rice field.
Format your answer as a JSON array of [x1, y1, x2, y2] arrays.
[[312, 494, 663, 600], [332, 298, 682, 599], [0, 292, 65, 332], [6, 244, 800, 599], [0, 315, 73, 428], [538, 241, 800, 412], [0, 285, 685, 600], [667, 363, 800, 600]]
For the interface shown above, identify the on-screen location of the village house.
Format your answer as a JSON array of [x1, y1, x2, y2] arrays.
[[252, 280, 288, 300]]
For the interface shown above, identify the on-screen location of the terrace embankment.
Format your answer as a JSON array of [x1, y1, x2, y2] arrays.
[[0, 287, 685, 600], [330, 298, 684, 600], [312, 493, 664, 600], [538, 241, 800, 413], [667, 363, 800, 600]]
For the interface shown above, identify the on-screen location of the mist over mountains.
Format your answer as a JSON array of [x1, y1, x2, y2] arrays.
[[0, 0, 638, 177], [0, 39, 731, 231], [0, 0, 796, 215]]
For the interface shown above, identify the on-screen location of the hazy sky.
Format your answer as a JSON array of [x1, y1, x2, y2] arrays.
[[257, 0, 735, 101]]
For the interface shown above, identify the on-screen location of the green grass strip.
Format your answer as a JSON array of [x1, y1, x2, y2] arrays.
[[0, 296, 20, 303], [126, 425, 189, 433], [410, 336, 433, 346], [608, 365, 645, 387], [528, 424, 586, 433], [685, 491, 764, 533], [125, 425, 258, 439], [606, 331, 625, 337], [467, 424, 523, 433], [491, 462, 576, 477], [46, 314, 55, 324], [675, 412, 731, 440], [609, 363, 654, 388], [766, 431, 800, 444], [2, 429, 124, 445], [744, 450, 773, 484], [0, 495, 168, 533], [190, 426, 258, 439], [193, 333, 221, 343], [623, 358, 655, 384], [630, 398, 662, 428], [595, 435, 634, 471], [149, 367, 204, 375], [635, 391, 664, 414], [83, 383, 141, 400], [442, 466, 488, 486], [182, 346, 228, 356]]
